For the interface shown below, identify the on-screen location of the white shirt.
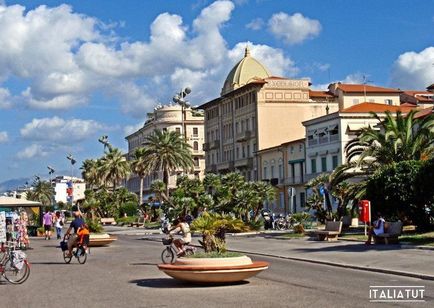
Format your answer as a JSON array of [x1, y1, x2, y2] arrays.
[[373, 218, 385, 235]]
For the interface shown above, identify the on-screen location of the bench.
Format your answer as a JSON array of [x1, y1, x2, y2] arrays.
[[100, 217, 117, 225], [374, 221, 403, 244], [130, 217, 145, 227], [314, 221, 342, 241]]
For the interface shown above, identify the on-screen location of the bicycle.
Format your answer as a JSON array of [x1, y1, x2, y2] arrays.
[[62, 235, 88, 264], [0, 242, 30, 284], [161, 237, 196, 264]]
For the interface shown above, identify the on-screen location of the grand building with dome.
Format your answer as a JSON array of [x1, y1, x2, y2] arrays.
[[199, 47, 338, 182]]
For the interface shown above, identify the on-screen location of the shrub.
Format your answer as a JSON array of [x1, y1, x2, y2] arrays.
[[120, 201, 138, 217], [293, 224, 305, 234], [85, 218, 104, 233]]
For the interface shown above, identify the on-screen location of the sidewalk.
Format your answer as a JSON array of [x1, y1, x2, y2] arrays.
[[139, 230, 434, 281]]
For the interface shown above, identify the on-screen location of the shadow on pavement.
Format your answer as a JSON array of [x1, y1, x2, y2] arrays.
[[292, 242, 404, 253], [130, 278, 249, 288], [30, 261, 69, 265]]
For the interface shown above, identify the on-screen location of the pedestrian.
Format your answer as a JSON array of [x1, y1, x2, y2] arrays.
[[54, 211, 64, 240], [43, 210, 53, 240], [365, 212, 385, 245]]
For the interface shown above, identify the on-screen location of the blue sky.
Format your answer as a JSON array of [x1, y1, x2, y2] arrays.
[[0, 0, 433, 186]]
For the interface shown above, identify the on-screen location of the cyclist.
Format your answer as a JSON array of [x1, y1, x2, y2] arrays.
[[63, 206, 85, 258], [169, 216, 191, 255]]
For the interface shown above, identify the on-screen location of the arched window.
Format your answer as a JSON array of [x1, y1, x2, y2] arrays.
[[193, 141, 199, 151]]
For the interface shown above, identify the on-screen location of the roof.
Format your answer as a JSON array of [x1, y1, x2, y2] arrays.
[[0, 196, 41, 207], [341, 102, 416, 113], [414, 107, 434, 119], [427, 84, 434, 90], [309, 90, 334, 98], [401, 91, 434, 103], [335, 84, 402, 94], [221, 46, 270, 96]]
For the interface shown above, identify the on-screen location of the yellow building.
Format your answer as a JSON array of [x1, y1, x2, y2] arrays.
[[199, 47, 338, 180], [125, 104, 205, 202]]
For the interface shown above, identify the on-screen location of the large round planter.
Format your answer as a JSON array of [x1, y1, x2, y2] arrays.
[[89, 233, 117, 247], [158, 255, 269, 284]]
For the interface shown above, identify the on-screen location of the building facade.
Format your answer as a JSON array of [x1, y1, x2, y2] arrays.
[[199, 47, 338, 181], [125, 104, 205, 201], [257, 139, 306, 214]]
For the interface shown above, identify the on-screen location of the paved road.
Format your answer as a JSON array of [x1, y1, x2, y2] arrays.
[[2, 236, 433, 308]]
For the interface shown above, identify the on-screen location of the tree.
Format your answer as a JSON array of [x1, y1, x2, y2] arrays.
[[141, 130, 193, 197], [364, 160, 433, 230], [99, 147, 131, 191], [27, 180, 54, 207], [81, 159, 101, 189], [130, 147, 148, 207], [346, 110, 434, 169]]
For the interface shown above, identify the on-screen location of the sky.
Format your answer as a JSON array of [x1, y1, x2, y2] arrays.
[[0, 0, 433, 186]]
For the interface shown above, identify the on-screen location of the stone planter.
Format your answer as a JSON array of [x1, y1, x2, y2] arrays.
[[89, 233, 117, 247], [158, 255, 269, 284]]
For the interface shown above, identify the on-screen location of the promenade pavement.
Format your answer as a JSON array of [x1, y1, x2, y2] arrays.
[[106, 226, 434, 281]]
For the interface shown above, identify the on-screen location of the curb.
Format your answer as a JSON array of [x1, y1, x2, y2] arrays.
[[226, 249, 434, 281], [141, 237, 434, 281]]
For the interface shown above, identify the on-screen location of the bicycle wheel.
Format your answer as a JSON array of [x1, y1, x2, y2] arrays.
[[76, 247, 87, 264], [3, 258, 30, 284], [63, 250, 72, 264], [161, 247, 175, 264]]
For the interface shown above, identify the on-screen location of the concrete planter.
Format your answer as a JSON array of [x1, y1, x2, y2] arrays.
[[158, 255, 269, 284], [89, 233, 117, 247]]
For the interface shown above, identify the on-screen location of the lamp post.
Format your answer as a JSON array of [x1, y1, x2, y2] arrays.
[[66, 154, 76, 206], [173, 87, 192, 141], [98, 135, 112, 152], [47, 166, 55, 209]]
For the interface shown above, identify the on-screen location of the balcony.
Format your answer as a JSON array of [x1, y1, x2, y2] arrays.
[[236, 130, 252, 142], [202, 140, 220, 151], [234, 157, 254, 169], [282, 176, 305, 185]]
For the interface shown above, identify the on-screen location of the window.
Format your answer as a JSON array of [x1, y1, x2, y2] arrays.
[[311, 159, 317, 174], [278, 164, 283, 180], [193, 127, 198, 136], [385, 99, 393, 105], [263, 167, 268, 179], [293, 195, 297, 213], [321, 157, 327, 172], [194, 157, 199, 167], [193, 141, 198, 151], [247, 145, 250, 157], [236, 147, 239, 159], [176, 127, 181, 134], [300, 192, 306, 208], [332, 155, 338, 169], [271, 165, 275, 178], [280, 192, 284, 209]]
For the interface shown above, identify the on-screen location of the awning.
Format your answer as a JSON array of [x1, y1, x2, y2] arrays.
[[0, 196, 41, 207]]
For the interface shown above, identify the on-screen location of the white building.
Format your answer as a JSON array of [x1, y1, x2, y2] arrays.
[[53, 176, 86, 205]]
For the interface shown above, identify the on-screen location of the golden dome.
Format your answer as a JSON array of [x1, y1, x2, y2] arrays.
[[221, 46, 270, 95]]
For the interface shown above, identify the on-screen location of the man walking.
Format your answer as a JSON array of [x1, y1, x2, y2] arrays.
[[43, 210, 53, 240]]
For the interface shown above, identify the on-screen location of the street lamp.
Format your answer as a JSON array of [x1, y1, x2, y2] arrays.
[[66, 154, 76, 206], [47, 166, 56, 208], [173, 87, 192, 140], [98, 135, 112, 152]]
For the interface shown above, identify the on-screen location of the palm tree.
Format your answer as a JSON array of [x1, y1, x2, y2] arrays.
[[130, 147, 148, 206], [141, 129, 193, 197], [81, 159, 101, 189], [27, 180, 54, 207], [346, 110, 434, 169], [251, 181, 276, 220], [99, 147, 131, 191]]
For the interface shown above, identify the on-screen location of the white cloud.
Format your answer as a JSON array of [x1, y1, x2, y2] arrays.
[[0, 131, 8, 143], [0, 87, 12, 108], [246, 18, 264, 30], [390, 47, 434, 89], [20, 116, 104, 143], [0, 1, 301, 115], [124, 123, 144, 136], [17, 144, 48, 159], [229, 42, 298, 77], [268, 12, 321, 45]]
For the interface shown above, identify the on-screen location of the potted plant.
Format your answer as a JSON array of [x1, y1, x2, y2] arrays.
[[157, 212, 269, 283], [86, 218, 117, 247]]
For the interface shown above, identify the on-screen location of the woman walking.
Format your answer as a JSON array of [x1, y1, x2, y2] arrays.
[[54, 211, 64, 240]]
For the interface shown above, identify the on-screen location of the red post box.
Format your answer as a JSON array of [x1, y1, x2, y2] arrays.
[[358, 200, 371, 223]]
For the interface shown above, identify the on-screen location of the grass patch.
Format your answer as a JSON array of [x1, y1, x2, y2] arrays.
[[186, 251, 244, 258]]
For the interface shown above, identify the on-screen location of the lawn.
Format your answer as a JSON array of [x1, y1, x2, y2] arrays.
[[339, 231, 434, 246]]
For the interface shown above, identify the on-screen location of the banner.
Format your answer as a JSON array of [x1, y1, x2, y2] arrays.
[[0, 211, 6, 243]]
